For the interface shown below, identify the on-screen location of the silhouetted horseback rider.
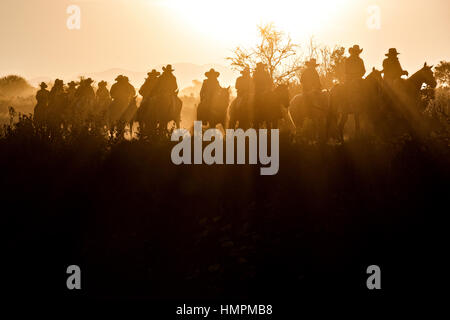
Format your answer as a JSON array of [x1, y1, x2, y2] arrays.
[[96, 81, 110, 102], [301, 59, 322, 93], [253, 62, 272, 95], [66, 81, 78, 102], [109, 75, 136, 125], [382, 48, 408, 85], [345, 45, 366, 82], [76, 78, 96, 100], [200, 68, 221, 104], [139, 69, 160, 101], [253, 62, 273, 125], [48, 79, 66, 126], [301, 58, 322, 110], [229, 67, 253, 129], [34, 82, 49, 124], [110, 75, 135, 104], [95, 80, 111, 118], [235, 67, 252, 98], [49, 79, 65, 101], [71, 78, 96, 121], [155, 65, 178, 97]]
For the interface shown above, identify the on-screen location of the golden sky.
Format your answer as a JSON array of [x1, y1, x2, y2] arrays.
[[0, 0, 449, 81]]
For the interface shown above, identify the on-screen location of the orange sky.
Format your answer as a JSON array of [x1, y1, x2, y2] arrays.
[[0, 0, 449, 83]]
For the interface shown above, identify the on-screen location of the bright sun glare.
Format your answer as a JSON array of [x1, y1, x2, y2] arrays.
[[157, 0, 350, 43]]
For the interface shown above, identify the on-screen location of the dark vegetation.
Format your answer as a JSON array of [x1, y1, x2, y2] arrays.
[[2, 114, 448, 300]]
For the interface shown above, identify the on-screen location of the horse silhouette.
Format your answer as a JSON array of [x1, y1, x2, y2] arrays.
[[330, 68, 387, 141], [254, 84, 290, 129], [385, 62, 437, 136], [228, 94, 253, 130], [138, 92, 183, 136], [288, 89, 331, 141], [197, 87, 230, 129]]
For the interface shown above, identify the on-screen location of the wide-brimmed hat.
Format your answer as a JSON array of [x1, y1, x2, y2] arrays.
[[85, 78, 94, 84], [68, 81, 77, 87], [39, 82, 48, 89], [306, 58, 319, 67], [147, 69, 161, 77], [205, 68, 220, 78], [385, 48, 400, 57], [115, 75, 124, 81], [349, 45, 363, 55], [54, 79, 64, 85], [163, 64, 175, 72], [256, 62, 267, 69], [98, 80, 107, 86]]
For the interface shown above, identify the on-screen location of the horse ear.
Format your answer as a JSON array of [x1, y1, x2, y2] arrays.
[[372, 67, 375, 71], [424, 62, 427, 67], [430, 65, 434, 69]]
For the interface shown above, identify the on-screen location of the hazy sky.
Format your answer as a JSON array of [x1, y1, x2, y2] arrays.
[[0, 0, 449, 80]]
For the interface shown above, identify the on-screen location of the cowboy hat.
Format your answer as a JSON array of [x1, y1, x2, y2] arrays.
[[85, 78, 94, 84], [349, 45, 363, 55], [68, 81, 77, 86], [115, 75, 123, 81], [39, 82, 48, 88], [256, 62, 267, 69], [98, 80, 107, 86], [205, 68, 220, 78], [385, 48, 400, 56], [147, 69, 161, 77], [163, 64, 175, 72], [305, 58, 319, 67]]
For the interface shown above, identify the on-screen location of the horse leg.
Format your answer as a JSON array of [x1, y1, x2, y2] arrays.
[[338, 113, 348, 142], [354, 113, 360, 137]]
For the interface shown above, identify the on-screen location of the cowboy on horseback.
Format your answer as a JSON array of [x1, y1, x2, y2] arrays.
[[301, 58, 322, 110], [96, 81, 110, 103], [382, 48, 408, 86], [34, 82, 50, 125], [200, 68, 222, 104], [76, 78, 96, 101], [253, 62, 273, 126], [66, 81, 78, 101], [228, 67, 253, 129], [95, 80, 111, 119], [253, 62, 272, 95], [345, 45, 366, 82], [155, 65, 178, 97], [150, 65, 182, 130], [111, 75, 135, 103], [139, 69, 160, 102], [235, 67, 252, 98], [47, 79, 67, 128]]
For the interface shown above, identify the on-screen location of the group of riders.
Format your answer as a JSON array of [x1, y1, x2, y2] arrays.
[[292, 45, 437, 140], [34, 45, 437, 140]]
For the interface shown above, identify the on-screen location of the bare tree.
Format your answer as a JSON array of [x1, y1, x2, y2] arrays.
[[227, 23, 301, 83], [435, 61, 450, 87], [295, 37, 346, 90]]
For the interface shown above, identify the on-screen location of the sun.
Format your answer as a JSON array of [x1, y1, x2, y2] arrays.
[[158, 0, 350, 44]]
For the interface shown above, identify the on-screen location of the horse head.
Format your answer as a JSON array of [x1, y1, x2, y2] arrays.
[[420, 62, 437, 88], [366, 67, 383, 82], [274, 83, 290, 108]]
